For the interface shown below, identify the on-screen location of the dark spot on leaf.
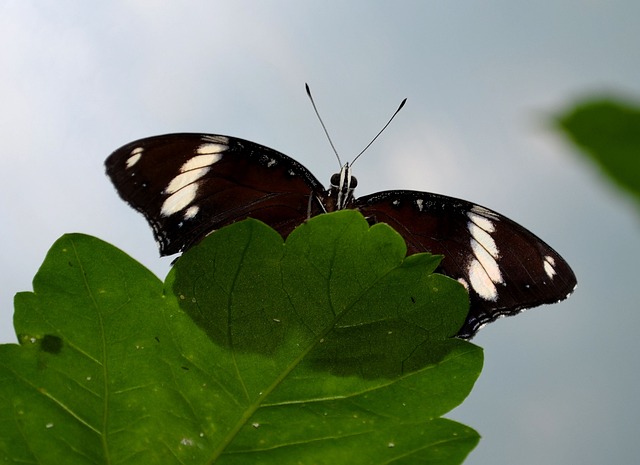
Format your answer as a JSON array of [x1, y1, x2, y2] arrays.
[[155, 336, 160, 343], [410, 296, 416, 303], [41, 335, 63, 354], [181, 366, 189, 371]]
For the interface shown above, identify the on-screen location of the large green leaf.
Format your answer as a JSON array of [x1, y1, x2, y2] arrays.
[[556, 97, 640, 207], [0, 211, 482, 464]]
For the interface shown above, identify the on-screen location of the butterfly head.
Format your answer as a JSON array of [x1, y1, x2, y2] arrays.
[[329, 163, 358, 210]]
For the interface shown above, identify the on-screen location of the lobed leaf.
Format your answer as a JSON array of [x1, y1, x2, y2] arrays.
[[0, 211, 481, 464]]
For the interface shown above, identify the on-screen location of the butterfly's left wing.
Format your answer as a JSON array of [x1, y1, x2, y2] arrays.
[[106, 133, 327, 256], [356, 190, 577, 339]]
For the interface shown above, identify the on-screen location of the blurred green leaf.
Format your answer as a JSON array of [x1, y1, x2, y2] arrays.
[[556, 97, 640, 206], [0, 211, 481, 464]]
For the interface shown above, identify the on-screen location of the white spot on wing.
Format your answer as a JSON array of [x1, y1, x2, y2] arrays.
[[161, 184, 198, 217], [415, 198, 424, 211], [160, 150, 227, 217], [543, 255, 557, 279], [469, 223, 498, 258], [181, 154, 222, 172], [165, 167, 211, 195], [184, 205, 199, 220], [468, 258, 498, 301], [126, 147, 143, 168], [470, 238, 503, 284], [465, 208, 504, 301], [196, 143, 227, 156], [467, 212, 495, 232]]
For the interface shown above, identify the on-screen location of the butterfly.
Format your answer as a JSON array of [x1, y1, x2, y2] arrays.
[[105, 129, 576, 339]]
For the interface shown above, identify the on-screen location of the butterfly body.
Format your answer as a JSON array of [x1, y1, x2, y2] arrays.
[[106, 133, 576, 338]]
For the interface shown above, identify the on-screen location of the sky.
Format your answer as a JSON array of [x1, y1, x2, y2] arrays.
[[1, 1, 639, 464]]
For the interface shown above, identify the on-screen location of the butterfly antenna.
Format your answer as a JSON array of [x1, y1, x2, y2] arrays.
[[306, 83, 343, 166], [351, 97, 407, 166]]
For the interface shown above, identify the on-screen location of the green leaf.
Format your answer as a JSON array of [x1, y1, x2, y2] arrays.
[[0, 211, 482, 464], [556, 97, 640, 206]]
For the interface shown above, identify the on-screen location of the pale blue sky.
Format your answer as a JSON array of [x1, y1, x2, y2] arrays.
[[1, 2, 639, 464]]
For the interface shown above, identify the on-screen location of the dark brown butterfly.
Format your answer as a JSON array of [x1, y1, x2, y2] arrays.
[[105, 132, 576, 339]]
